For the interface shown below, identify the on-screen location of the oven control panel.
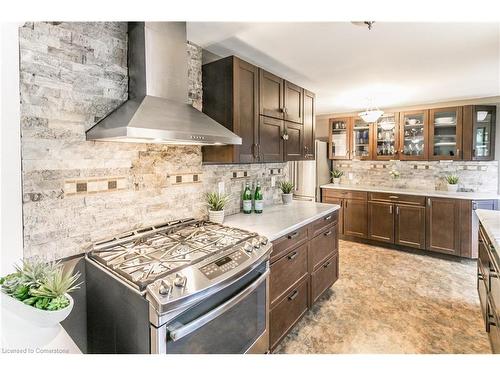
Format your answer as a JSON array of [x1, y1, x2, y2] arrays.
[[199, 249, 250, 280]]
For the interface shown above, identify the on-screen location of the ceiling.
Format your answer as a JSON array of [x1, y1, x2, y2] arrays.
[[187, 22, 500, 114]]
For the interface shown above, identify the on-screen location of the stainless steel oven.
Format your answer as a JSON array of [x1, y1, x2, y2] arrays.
[[151, 261, 269, 354]]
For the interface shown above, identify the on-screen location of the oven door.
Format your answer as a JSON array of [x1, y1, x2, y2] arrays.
[[152, 262, 269, 354]]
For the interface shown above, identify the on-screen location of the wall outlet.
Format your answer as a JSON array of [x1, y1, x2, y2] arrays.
[[218, 181, 224, 194], [271, 176, 276, 187]]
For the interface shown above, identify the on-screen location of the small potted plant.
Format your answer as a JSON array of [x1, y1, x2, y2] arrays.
[[0, 257, 80, 327], [205, 191, 230, 224], [389, 169, 400, 179], [445, 175, 459, 192], [331, 169, 344, 184], [279, 181, 294, 205]]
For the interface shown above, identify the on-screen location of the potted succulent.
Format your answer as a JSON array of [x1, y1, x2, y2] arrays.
[[445, 175, 459, 192], [0, 257, 80, 327], [205, 191, 230, 224], [279, 181, 294, 205], [389, 169, 400, 179], [331, 169, 344, 184]]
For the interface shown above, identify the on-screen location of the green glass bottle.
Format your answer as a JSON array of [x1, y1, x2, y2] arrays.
[[242, 182, 252, 214], [254, 182, 263, 214]]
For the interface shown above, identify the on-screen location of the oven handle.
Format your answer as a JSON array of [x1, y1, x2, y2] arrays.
[[167, 269, 269, 342]]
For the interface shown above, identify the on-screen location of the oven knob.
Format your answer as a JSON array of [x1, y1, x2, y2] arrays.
[[251, 238, 260, 249], [243, 242, 253, 253], [158, 280, 172, 296], [258, 236, 268, 245], [173, 273, 187, 287]]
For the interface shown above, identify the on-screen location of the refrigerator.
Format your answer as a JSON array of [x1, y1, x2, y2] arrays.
[[288, 140, 331, 202]]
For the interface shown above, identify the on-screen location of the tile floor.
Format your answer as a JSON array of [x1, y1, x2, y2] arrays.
[[275, 240, 491, 354]]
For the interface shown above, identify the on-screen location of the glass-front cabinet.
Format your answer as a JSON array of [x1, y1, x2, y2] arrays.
[[352, 117, 372, 159], [328, 118, 350, 159], [399, 110, 428, 160], [429, 107, 462, 160], [374, 113, 398, 160], [471, 105, 496, 161]]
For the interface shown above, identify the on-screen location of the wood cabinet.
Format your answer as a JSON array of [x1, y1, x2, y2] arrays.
[[328, 117, 351, 160], [303, 90, 316, 159], [344, 198, 368, 238], [368, 201, 394, 243], [395, 204, 426, 249], [429, 107, 463, 160], [259, 116, 284, 162], [399, 110, 429, 161], [202, 56, 259, 163], [426, 197, 460, 255], [269, 211, 339, 351], [351, 117, 372, 160], [202, 57, 316, 163], [259, 69, 284, 119], [463, 105, 496, 161], [284, 81, 304, 124], [373, 113, 399, 160]]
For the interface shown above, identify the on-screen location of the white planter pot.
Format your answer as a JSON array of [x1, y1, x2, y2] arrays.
[[333, 178, 341, 184], [208, 209, 224, 224], [1, 292, 74, 327], [447, 183, 459, 192], [282, 193, 293, 205]]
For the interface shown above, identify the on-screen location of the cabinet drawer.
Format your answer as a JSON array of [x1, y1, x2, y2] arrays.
[[369, 192, 425, 206], [311, 253, 339, 305], [488, 301, 500, 353], [270, 243, 308, 306], [490, 264, 500, 321], [309, 224, 337, 270], [271, 226, 308, 263], [309, 211, 338, 238], [270, 278, 309, 351], [322, 189, 367, 200], [478, 265, 488, 324]]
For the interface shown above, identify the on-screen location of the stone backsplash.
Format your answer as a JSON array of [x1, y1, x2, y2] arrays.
[[332, 160, 498, 192], [19, 22, 287, 260]]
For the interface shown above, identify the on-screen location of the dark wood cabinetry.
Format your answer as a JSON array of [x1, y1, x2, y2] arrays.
[[395, 204, 426, 249], [344, 199, 368, 238], [368, 201, 394, 243], [202, 56, 259, 163], [429, 107, 463, 161], [269, 211, 339, 351], [426, 197, 460, 256], [303, 90, 316, 159], [463, 105, 496, 161], [202, 57, 316, 163]]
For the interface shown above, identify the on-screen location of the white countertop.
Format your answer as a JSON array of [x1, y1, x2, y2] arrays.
[[224, 201, 340, 241], [475, 209, 500, 260], [321, 183, 500, 201]]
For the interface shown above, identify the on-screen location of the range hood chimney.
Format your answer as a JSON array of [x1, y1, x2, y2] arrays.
[[86, 22, 241, 146]]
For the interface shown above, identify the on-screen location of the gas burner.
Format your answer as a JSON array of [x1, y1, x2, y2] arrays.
[[88, 220, 260, 290]]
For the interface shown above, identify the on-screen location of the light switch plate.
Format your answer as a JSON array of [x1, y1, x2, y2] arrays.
[[218, 181, 225, 194]]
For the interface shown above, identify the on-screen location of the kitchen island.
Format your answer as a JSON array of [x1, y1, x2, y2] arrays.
[[475, 209, 500, 353], [225, 200, 341, 351], [321, 184, 499, 258]]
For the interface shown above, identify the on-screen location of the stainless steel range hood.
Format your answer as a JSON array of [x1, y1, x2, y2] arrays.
[[86, 22, 241, 146]]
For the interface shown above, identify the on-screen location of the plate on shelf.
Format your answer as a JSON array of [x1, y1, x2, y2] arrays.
[[435, 117, 455, 124]]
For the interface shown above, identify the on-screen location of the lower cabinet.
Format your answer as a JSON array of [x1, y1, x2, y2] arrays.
[[344, 199, 368, 238], [269, 211, 339, 351], [426, 197, 460, 256], [395, 204, 426, 249], [368, 201, 394, 243]]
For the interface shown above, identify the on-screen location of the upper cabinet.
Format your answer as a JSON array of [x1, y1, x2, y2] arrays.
[[351, 117, 372, 160], [328, 117, 350, 160], [373, 113, 399, 160], [202, 57, 316, 164], [463, 105, 496, 161], [429, 107, 463, 160], [303, 90, 316, 159], [399, 110, 428, 161], [259, 69, 285, 119], [329, 103, 495, 162]]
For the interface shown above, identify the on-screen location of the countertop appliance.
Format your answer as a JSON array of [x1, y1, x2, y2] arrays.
[[288, 140, 331, 202], [86, 219, 271, 354], [85, 22, 241, 146]]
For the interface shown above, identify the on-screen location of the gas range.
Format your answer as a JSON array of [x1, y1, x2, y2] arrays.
[[87, 218, 271, 315]]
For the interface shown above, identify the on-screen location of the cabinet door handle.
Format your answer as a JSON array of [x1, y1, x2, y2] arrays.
[[473, 149, 476, 157], [324, 230, 332, 236], [389, 195, 399, 199], [287, 251, 298, 260], [389, 205, 393, 214], [340, 200, 343, 208], [257, 144, 261, 159], [478, 273, 484, 281], [396, 206, 400, 215], [427, 198, 431, 207], [324, 215, 332, 221], [345, 200, 348, 209], [473, 202, 478, 210], [323, 261, 331, 268], [288, 290, 299, 301], [456, 148, 460, 157], [287, 231, 299, 240]]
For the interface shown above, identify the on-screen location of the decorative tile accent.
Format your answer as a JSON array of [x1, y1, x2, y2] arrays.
[[231, 170, 249, 179], [169, 172, 202, 185], [269, 168, 283, 175], [65, 177, 127, 196]]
